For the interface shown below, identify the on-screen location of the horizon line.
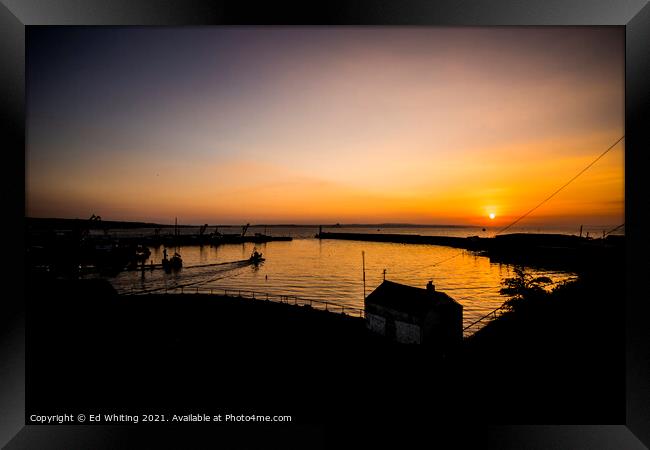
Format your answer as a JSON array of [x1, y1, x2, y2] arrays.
[[26, 216, 622, 229]]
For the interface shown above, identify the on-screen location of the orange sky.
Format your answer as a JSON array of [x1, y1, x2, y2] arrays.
[[27, 27, 624, 226]]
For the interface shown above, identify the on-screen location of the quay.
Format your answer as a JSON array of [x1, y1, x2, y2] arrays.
[[111, 233, 292, 247]]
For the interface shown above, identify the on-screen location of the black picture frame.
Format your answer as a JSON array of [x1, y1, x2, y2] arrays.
[[2, 1, 649, 448]]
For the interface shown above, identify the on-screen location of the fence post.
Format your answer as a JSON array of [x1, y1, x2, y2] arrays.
[[181, 287, 184, 294], [253, 292, 255, 299]]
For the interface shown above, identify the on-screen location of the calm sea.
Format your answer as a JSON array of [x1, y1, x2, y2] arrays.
[[85, 225, 605, 334]]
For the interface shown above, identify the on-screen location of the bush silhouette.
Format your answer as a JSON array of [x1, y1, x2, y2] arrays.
[[499, 266, 553, 313]]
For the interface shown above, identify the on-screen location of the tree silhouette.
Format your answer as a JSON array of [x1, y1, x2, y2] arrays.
[[499, 266, 552, 312]]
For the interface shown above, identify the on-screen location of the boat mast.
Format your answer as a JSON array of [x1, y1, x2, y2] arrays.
[[174, 216, 178, 249], [362, 251, 366, 300]]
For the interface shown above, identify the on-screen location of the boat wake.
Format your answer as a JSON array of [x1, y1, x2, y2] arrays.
[[108, 259, 253, 295]]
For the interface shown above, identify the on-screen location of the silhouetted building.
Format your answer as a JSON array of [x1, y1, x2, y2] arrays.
[[364, 280, 462, 347]]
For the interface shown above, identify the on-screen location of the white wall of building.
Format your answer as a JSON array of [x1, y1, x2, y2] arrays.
[[395, 320, 421, 344], [366, 313, 386, 335]]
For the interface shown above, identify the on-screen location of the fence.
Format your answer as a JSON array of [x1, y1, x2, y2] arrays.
[[462, 303, 509, 337], [137, 285, 366, 318], [460, 278, 574, 337], [128, 284, 551, 336], [128, 284, 510, 334]]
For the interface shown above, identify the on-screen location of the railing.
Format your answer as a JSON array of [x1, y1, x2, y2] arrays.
[[127, 283, 509, 333], [460, 278, 574, 337], [462, 303, 509, 338], [137, 285, 366, 318], [130, 282, 575, 336]]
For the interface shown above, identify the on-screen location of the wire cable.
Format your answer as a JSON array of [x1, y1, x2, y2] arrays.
[[604, 223, 625, 237], [385, 250, 466, 276], [496, 135, 625, 235]]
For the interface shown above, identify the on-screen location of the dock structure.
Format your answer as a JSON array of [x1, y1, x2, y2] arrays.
[[85, 233, 292, 248]]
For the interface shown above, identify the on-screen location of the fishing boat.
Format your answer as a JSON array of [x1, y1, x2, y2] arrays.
[[162, 248, 183, 273], [249, 248, 265, 264], [135, 245, 151, 262]]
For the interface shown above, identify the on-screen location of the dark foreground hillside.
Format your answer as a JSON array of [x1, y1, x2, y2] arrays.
[[459, 262, 625, 423], [28, 278, 436, 425], [27, 264, 624, 425]]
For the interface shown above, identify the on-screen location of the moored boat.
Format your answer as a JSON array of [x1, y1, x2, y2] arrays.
[[249, 248, 265, 264], [162, 248, 183, 273]]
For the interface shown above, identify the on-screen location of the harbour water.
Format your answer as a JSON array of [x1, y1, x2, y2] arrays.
[[90, 225, 590, 332]]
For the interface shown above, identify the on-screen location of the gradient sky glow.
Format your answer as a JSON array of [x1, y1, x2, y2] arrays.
[[27, 27, 624, 226]]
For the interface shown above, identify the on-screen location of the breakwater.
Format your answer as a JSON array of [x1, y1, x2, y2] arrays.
[[317, 231, 624, 271], [318, 231, 479, 248]]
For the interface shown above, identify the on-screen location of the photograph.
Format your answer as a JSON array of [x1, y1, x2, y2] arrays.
[[3, 6, 645, 445], [24, 25, 625, 424]]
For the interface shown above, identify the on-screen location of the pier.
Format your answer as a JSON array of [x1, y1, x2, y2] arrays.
[[317, 231, 624, 271], [317, 231, 478, 248], [99, 233, 292, 247]]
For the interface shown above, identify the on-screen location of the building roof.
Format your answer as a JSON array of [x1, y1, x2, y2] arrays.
[[365, 280, 461, 317]]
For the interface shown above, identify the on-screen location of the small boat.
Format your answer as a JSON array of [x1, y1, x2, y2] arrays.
[[135, 245, 151, 262], [249, 248, 265, 264], [162, 249, 183, 273]]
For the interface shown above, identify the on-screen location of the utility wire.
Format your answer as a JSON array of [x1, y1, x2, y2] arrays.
[[496, 135, 625, 235], [386, 250, 466, 276], [604, 223, 625, 237], [385, 134, 624, 276]]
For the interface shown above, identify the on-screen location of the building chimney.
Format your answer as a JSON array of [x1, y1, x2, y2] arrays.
[[426, 280, 435, 293]]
